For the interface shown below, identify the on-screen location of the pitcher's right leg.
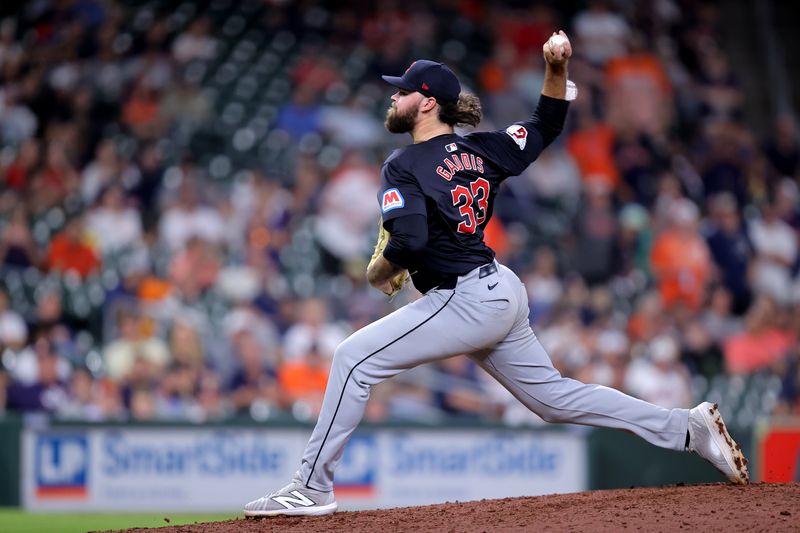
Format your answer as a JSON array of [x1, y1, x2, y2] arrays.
[[245, 289, 467, 517]]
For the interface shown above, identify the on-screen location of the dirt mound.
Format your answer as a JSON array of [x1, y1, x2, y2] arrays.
[[110, 483, 799, 533]]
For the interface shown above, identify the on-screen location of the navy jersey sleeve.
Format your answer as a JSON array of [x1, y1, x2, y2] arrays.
[[378, 157, 427, 222], [468, 95, 569, 177]]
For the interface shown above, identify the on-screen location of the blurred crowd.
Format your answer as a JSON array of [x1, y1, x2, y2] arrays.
[[1, 0, 799, 426]]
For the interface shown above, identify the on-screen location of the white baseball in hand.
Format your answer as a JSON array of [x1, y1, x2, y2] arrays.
[[548, 34, 569, 55]]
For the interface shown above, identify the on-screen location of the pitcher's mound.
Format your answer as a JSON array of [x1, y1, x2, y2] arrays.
[[114, 482, 799, 533]]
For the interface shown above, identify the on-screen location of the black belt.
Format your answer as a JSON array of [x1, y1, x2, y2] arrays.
[[436, 263, 497, 290]]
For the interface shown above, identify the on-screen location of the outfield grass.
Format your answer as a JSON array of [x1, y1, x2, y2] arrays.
[[0, 509, 237, 533]]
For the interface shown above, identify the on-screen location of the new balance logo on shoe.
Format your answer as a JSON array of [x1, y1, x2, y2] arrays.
[[272, 490, 315, 509], [244, 480, 338, 517]]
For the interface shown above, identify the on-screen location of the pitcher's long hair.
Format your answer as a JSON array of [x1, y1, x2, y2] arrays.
[[438, 93, 482, 127]]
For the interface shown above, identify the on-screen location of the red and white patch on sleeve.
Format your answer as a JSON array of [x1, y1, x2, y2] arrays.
[[381, 188, 405, 212], [505, 125, 528, 150]]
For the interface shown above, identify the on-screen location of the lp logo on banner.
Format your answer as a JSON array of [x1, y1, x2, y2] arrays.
[[335, 434, 377, 497], [35, 434, 89, 499]]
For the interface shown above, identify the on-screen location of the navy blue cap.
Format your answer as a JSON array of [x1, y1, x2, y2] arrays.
[[382, 60, 461, 104]]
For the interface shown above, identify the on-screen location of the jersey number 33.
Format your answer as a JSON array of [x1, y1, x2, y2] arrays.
[[450, 177, 490, 234]]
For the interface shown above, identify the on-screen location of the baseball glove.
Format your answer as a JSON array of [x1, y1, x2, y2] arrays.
[[368, 218, 410, 297]]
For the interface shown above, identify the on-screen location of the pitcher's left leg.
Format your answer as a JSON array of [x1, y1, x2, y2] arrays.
[[472, 326, 688, 450]]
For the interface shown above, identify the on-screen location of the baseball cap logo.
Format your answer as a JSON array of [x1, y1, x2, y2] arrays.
[[382, 59, 461, 104]]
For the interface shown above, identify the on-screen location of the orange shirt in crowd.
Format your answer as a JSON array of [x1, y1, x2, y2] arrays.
[[605, 53, 672, 135], [46, 233, 101, 278], [566, 122, 619, 190], [605, 53, 671, 95], [122, 88, 159, 129], [479, 59, 508, 94], [724, 329, 793, 375], [137, 276, 173, 301], [483, 216, 509, 260], [278, 360, 329, 401], [650, 230, 711, 310]]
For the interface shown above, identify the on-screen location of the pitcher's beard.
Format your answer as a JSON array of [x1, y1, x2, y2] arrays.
[[385, 106, 416, 133]]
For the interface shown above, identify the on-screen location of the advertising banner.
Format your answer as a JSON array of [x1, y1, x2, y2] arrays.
[[22, 426, 585, 511], [757, 418, 800, 482]]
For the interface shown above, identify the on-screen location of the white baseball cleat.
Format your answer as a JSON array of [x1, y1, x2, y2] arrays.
[[687, 402, 749, 484], [244, 478, 338, 517]]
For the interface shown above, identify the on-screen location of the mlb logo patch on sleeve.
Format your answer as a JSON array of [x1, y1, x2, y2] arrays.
[[381, 188, 405, 212], [445, 143, 458, 153], [505, 125, 528, 150]]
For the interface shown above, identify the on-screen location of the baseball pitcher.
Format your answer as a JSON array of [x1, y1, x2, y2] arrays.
[[244, 31, 748, 518]]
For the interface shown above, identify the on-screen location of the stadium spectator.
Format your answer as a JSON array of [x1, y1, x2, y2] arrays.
[[613, 129, 669, 208], [314, 150, 380, 274], [158, 177, 226, 251], [697, 119, 750, 207], [129, 387, 158, 421], [748, 198, 797, 304], [80, 139, 141, 205], [605, 34, 672, 136], [195, 369, 230, 420], [571, 182, 618, 285], [121, 80, 164, 140], [227, 328, 281, 414], [278, 343, 329, 419], [695, 47, 743, 121], [624, 334, 692, 408], [764, 113, 800, 179], [615, 202, 652, 280], [627, 290, 667, 343], [168, 236, 222, 301], [522, 144, 582, 206], [58, 367, 104, 420], [45, 213, 101, 278], [31, 141, 80, 212], [700, 285, 743, 344], [573, 328, 628, 390], [274, 83, 324, 141], [1, 204, 39, 269], [31, 289, 78, 363], [2, 138, 40, 192], [0, 18, 23, 81], [167, 317, 207, 371], [650, 198, 712, 310], [572, 0, 630, 66], [85, 184, 144, 255], [0, 85, 37, 145], [703, 192, 753, 313], [320, 95, 388, 150], [681, 317, 724, 379], [171, 17, 217, 64], [102, 309, 170, 382], [160, 67, 212, 131], [524, 246, 563, 322], [724, 296, 794, 375], [432, 357, 488, 419], [5, 338, 69, 413], [282, 297, 349, 362], [566, 104, 620, 191], [157, 362, 201, 420], [773, 178, 800, 230]]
